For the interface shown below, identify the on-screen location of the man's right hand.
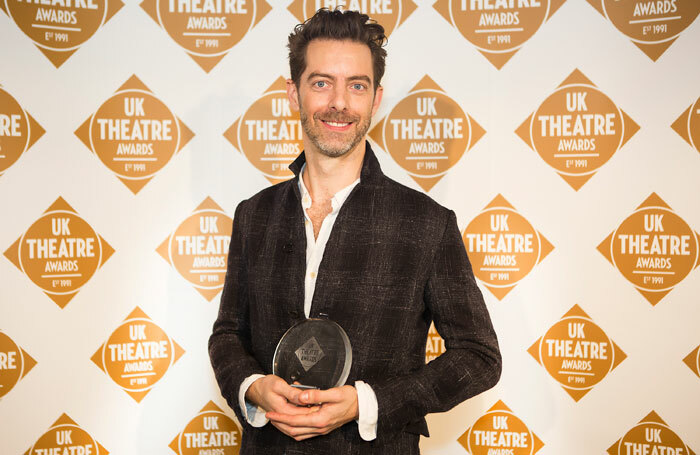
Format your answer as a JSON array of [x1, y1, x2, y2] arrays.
[[246, 375, 319, 416]]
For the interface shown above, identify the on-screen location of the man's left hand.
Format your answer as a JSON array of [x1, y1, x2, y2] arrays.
[[266, 385, 359, 441]]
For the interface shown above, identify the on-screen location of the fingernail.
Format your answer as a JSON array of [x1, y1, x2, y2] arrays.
[[301, 392, 308, 401]]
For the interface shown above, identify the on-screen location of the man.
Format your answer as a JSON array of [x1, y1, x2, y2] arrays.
[[209, 8, 501, 454]]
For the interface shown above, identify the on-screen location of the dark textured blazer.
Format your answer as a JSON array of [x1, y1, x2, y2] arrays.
[[209, 142, 501, 454]]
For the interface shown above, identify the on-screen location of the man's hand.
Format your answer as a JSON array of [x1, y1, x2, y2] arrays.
[[266, 385, 359, 441], [246, 375, 319, 416]]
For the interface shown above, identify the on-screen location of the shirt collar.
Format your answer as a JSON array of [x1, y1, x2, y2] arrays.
[[298, 162, 361, 212], [289, 141, 384, 187]]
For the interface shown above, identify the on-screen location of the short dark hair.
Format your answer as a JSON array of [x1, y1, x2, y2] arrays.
[[288, 8, 387, 90]]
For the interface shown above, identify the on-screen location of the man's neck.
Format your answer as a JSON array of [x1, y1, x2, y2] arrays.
[[302, 142, 365, 202]]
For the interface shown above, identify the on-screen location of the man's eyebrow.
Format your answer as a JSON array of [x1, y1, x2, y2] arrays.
[[307, 72, 335, 81], [306, 72, 372, 84], [347, 75, 372, 84]]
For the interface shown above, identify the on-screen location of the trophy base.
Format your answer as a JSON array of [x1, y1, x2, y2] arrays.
[[291, 384, 318, 390]]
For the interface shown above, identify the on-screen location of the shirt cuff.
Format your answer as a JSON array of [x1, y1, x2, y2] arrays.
[[239, 374, 268, 427], [355, 380, 378, 441]]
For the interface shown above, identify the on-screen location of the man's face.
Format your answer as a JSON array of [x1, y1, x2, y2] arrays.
[[287, 39, 383, 159]]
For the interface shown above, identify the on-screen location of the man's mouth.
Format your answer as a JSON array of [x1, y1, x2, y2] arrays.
[[320, 119, 354, 131], [315, 112, 358, 131]]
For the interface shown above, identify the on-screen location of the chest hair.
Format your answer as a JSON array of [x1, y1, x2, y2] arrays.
[[306, 198, 332, 240]]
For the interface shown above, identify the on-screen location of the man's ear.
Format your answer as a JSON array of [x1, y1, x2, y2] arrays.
[[371, 85, 383, 117], [286, 79, 300, 111]]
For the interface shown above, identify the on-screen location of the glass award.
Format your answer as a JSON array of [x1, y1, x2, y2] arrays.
[[272, 318, 352, 390]]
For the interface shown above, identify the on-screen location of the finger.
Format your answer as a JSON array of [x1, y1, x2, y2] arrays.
[[273, 404, 317, 422], [277, 403, 321, 415], [298, 386, 347, 405], [266, 408, 329, 429], [270, 401, 318, 415], [274, 381, 303, 404], [270, 421, 325, 441]]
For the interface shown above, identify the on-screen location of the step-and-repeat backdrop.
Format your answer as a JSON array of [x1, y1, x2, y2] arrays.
[[2, 0, 699, 454]]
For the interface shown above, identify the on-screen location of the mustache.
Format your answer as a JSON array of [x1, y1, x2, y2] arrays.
[[314, 111, 360, 123]]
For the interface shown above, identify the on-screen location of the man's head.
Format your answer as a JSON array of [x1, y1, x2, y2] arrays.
[[286, 9, 387, 159], [288, 9, 387, 91]]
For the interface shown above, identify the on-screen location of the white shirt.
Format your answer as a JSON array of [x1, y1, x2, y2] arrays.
[[238, 165, 378, 440]]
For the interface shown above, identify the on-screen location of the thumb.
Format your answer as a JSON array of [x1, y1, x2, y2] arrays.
[[298, 388, 322, 405], [279, 383, 303, 404]]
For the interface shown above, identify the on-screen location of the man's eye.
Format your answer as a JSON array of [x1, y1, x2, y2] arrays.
[[352, 83, 365, 90], [314, 81, 327, 88]]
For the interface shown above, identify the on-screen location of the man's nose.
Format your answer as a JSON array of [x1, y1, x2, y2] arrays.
[[328, 85, 348, 112]]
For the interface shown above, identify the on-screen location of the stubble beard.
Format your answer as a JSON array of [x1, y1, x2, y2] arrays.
[[300, 105, 372, 158]]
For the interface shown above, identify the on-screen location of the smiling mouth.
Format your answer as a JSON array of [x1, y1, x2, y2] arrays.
[[323, 121, 351, 127], [320, 119, 355, 131]]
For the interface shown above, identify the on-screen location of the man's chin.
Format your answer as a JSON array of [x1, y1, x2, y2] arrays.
[[311, 136, 363, 158], [316, 145, 353, 158]]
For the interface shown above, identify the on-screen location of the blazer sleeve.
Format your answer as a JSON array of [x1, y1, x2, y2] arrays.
[[208, 199, 266, 428], [370, 210, 502, 435]]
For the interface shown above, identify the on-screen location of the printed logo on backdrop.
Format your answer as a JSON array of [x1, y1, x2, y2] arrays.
[[516, 69, 639, 190], [608, 411, 696, 455], [169, 401, 241, 455], [91, 307, 184, 402], [75, 75, 194, 194], [683, 344, 700, 380], [287, 0, 416, 37], [527, 304, 626, 401], [0, 86, 45, 177], [24, 414, 108, 455], [0, 330, 37, 399], [224, 77, 303, 184], [433, 0, 567, 69], [462, 194, 553, 300], [3, 197, 114, 309], [0, 0, 123, 68], [157, 197, 233, 301], [140, 0, 271, 72], [671, 95, 700, 154], [598, 193, 700, 306], [457, 400, 544, 455], [425, 323, 445, 363], [369, 75, 485, 191], [585, 1, 700, 61]]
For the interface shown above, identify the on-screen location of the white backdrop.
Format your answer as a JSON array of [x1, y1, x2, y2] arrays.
[[1, 0, 700, 454]]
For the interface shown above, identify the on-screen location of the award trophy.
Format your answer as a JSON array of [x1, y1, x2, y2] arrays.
[[272, 318, 352, 390]]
